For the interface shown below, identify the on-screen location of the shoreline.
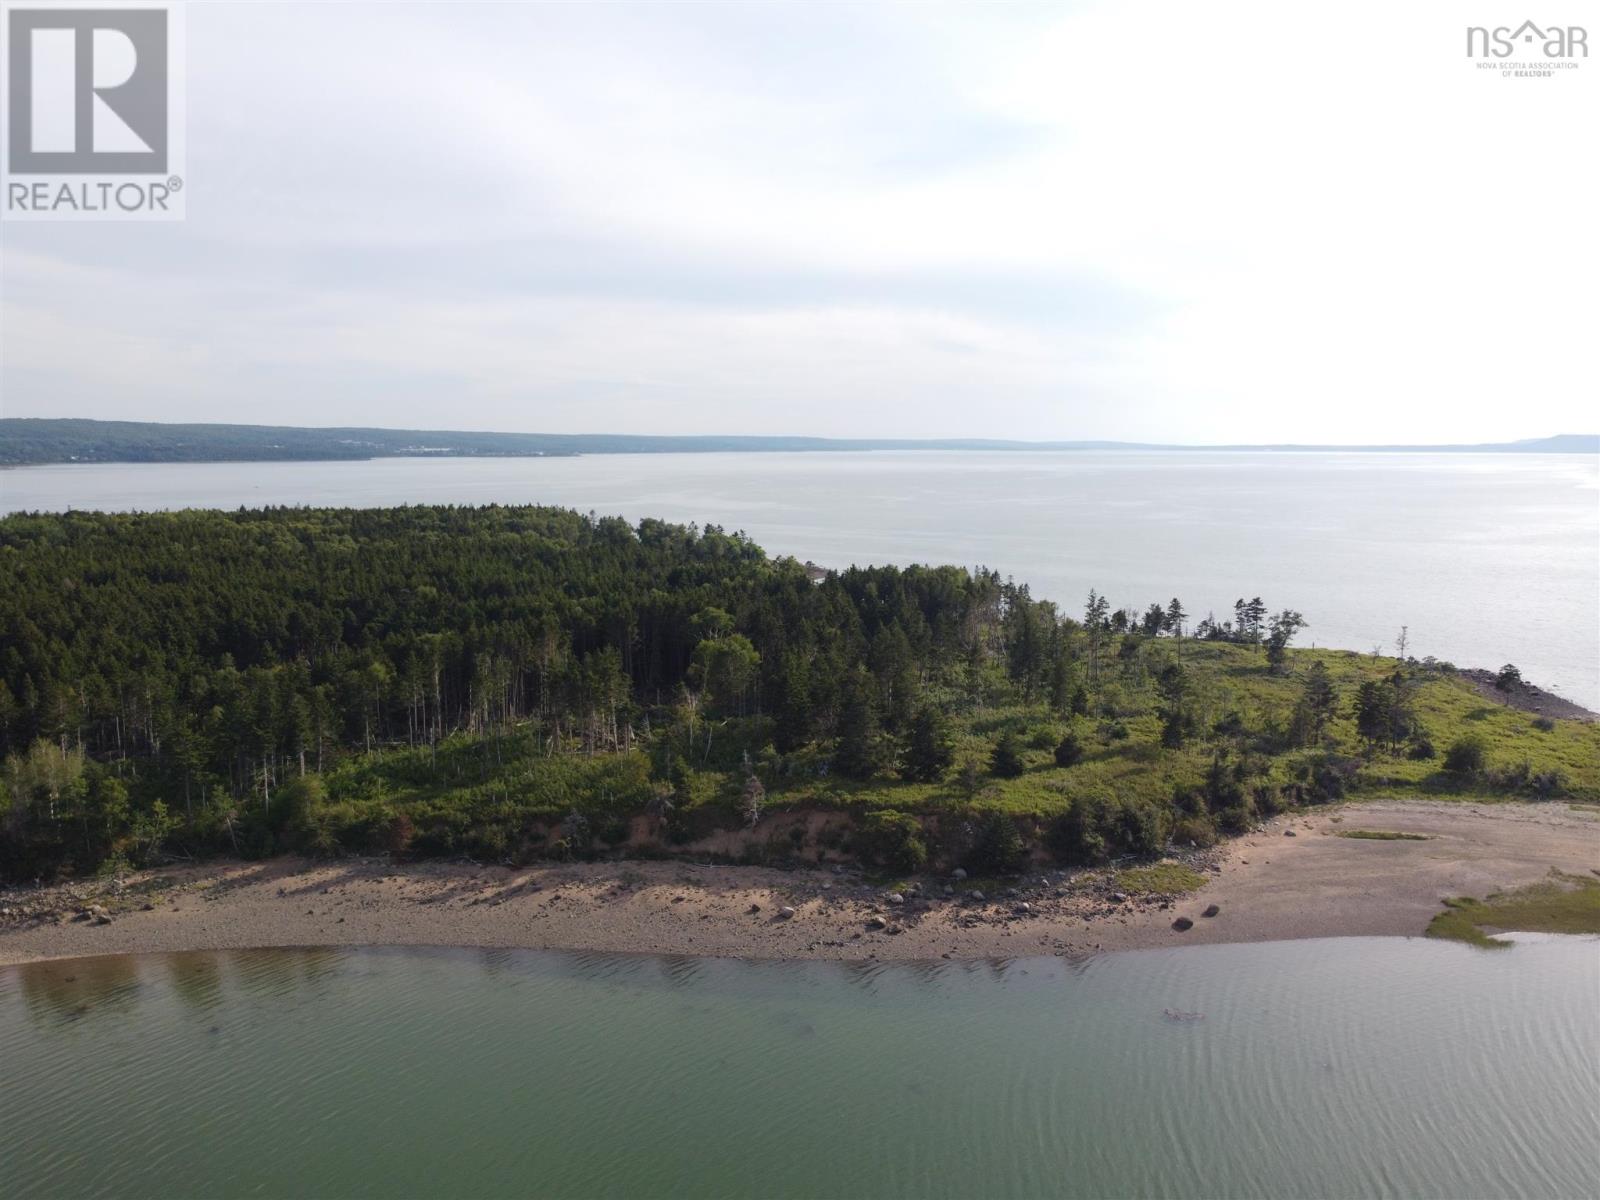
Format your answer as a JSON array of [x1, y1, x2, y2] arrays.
[[3, 800, 1595, 968]]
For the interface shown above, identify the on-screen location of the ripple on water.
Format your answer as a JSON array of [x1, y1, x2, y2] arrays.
[[2, 936, 1597, 1199]]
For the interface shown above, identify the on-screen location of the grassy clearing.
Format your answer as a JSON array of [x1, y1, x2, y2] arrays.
[[1116, 863, 1208, 895], [189, 641, 1600, 871], [1425, 873, 1600, 948], [1336, 829, 1431, 841], [765, 644, 1600, 823]]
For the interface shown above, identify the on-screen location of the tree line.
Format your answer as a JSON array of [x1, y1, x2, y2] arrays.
[[1, 505, 1323, 877]]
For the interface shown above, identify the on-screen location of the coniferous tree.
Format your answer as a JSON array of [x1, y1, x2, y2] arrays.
[[903, 705, 954, 782], [1163, 598, 1186, 637], [990, 731, 1026, 778], [1290, 660, 1339, 747], [1157, 660, 1195, 748], [833, 668, 886, 780]]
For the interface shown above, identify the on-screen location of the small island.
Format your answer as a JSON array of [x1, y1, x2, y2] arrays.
[[1, 504, 1596, 963]]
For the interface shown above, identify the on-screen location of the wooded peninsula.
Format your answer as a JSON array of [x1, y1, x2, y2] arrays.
[[2, 505, 1595, 882]]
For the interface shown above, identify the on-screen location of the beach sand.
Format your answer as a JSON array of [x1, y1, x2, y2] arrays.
[[2, 801, 1596, 966]]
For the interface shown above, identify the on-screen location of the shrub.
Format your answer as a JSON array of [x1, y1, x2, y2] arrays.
[[1054, 733, 1085, 768], [1215, 804, 1254, 836], [855, 809, 928, 875], [1047, 805, 1105, 864], [385, 812, 415, 857], [1527, 770, 1567, 800], [1047, 794, 1165, 863], [1532, 716, 1556, 733], [1112, 797, 1166, 857], [1443, 735, 1487, 778], [1212, 711, 1246, 738], [1291, 753, 1360, 804], [1170, 815, 1218, 848], [965, 810, 1028, 874], [1407, 736, 1436, 760], [1487, 760, 1530, 791], [1253, 783, 1287, 817]]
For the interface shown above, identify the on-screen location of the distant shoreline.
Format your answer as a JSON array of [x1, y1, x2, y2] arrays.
[[3, 418, 1595, 466], [2, 801, 1595, 968]]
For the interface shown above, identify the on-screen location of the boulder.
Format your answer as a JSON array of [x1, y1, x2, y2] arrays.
[[952, 868, 968, 881], [1172, 916, 1194, 931], [866, 915, 888, 930], [886, 892, 905, 905], [1202, 904, 1221, 918], [778, 906, 797, 919], [967, 889, 985, 902], [1284, 829, 1296, 837], [1014, 902, 1032, 915]]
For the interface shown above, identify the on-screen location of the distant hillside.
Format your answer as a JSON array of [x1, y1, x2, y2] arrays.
[[0, 418, 1594, 466]]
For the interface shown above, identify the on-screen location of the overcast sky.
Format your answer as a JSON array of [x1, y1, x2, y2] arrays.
[[2, 0, 1595, 442]]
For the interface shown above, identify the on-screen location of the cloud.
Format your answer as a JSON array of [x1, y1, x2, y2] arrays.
[[2, 1, 1595, 440]]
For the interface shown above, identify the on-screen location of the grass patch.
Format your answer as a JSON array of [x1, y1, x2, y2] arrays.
[[1116, 863, 1207, 896], [1336, 829, 1431, 841], [1425, 873, 1600, 948]]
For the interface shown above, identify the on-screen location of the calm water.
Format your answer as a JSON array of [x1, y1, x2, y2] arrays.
[[1, 937, 1596, 1199], [3, 451, 1596, 707]]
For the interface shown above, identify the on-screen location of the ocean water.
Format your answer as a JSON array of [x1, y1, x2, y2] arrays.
[[2, 937, 1596, 1199], [2, 450, 1595, 707]]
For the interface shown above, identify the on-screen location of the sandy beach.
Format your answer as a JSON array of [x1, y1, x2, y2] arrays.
[[2, 800, 1596, 967]]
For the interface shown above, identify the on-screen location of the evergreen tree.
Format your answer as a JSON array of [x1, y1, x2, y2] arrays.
[[1141, 603, 1166, 636], [903, 705, 954, 782], [833, 669, 886, 780], [1290, 660, 1339, 747], [772, 651, 813, 753], [1163, 598, 1186, 637], [990, 731, 1026, 778], [1156, 660, 1194, 749]]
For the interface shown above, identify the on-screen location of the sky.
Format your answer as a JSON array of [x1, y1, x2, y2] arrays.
[[1, 0, 1596, 442]]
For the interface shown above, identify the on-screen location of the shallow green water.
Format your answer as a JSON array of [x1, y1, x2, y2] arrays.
[[2, 936, 1596, 1199]]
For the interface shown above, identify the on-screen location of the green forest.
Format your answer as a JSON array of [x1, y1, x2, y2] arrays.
[[2, 505, 1594, 881]]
